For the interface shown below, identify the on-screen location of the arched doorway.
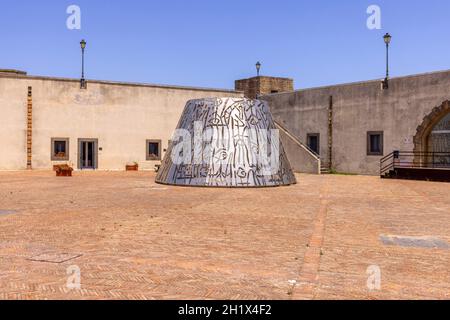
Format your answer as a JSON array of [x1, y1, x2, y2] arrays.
[[428, 112, 450, 152], [413, 100, 450, 167]]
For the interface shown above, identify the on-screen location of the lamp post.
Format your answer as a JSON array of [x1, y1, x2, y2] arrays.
[[80, 39, 87, 89], [382, 33, 391, 89], [256, 61, 261, 77]]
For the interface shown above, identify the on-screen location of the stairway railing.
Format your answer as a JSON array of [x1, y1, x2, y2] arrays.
[[274, 120, 322, 174], [274, 121, 320, 159]]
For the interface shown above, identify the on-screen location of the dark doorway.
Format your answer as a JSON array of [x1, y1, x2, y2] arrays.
[[78, 139, 98, 169], [307, 133, 320, 155]]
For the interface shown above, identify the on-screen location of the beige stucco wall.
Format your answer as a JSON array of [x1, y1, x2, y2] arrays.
[[263, 70, 450, 175], [0, 75, 243, 171], [0, 78, 27, 170]]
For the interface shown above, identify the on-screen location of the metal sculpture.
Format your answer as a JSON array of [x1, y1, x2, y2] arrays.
[[156, 98, 297, 187]]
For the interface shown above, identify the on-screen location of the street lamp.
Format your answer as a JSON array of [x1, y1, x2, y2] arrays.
[[382, 33, 391, 89], [256, 61, 261, 76], [80, 39, 87, 89]]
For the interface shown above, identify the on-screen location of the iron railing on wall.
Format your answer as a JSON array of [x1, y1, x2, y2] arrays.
[[380, 151, 450, 177]]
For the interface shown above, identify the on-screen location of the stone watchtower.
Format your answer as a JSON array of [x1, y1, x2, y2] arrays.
[[235, 76, 294, 99]]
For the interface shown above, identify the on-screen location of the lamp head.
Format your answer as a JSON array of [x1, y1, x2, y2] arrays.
[[256, 61, 261, 75], [383, 33, 392, 45]]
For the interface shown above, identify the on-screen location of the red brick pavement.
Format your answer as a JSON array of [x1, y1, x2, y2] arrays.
[[0, 171, 449, 300]]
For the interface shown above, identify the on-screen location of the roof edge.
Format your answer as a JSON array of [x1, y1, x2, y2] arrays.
[[263, 69, 450, 96], [0, 73, 242, 94], [236, 75, 294, 82]]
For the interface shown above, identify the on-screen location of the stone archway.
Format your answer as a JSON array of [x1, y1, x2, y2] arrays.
[[413, 100, 450, 153], [413, 100, 450, 166]]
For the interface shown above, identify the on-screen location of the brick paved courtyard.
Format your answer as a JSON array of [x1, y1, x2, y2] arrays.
[[0, 171, 449, 300]]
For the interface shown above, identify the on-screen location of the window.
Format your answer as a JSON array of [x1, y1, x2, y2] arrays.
[[146, 140, 162, 161], [51, 138, 69, 161], [367, 131, 384, 156], [271, 90, 279, 94], [307, 133, 320, 155]]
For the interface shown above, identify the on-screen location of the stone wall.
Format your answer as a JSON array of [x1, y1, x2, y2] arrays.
[[235, 76, 294, 99], [0, 74, 243, 171]]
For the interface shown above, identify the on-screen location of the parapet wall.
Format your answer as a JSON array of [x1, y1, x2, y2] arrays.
[[0, 74, 243, 170], [262, 70, 450, 175]]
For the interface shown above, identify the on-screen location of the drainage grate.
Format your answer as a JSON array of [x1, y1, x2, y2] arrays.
[[28, 252, 83, 264], [380, 235, 449, 249]]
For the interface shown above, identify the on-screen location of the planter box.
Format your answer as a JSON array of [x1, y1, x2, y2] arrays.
[[126, 164, 139, 171], [55, 165, 73, 177]]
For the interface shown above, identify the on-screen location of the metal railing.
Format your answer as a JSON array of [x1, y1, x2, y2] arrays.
[[380, 151, 450, 177], [274, 121, 320, 158]]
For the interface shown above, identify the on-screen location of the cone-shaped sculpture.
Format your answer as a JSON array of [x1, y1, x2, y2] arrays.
[[156, 97, 297, 187]]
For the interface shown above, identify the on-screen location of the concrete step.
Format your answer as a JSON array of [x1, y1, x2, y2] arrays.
[[320, 166, 331, 174]]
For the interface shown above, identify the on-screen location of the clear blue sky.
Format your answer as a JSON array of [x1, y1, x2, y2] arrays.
[[1, 0, 449, 89]]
